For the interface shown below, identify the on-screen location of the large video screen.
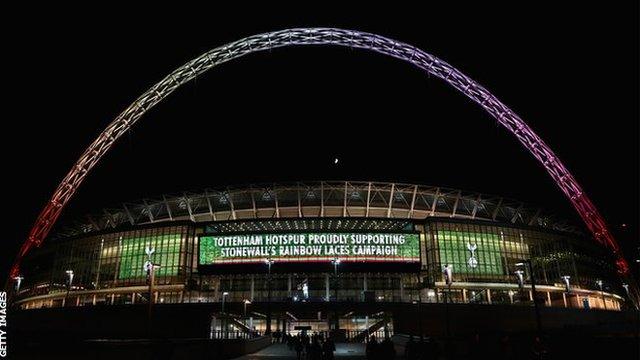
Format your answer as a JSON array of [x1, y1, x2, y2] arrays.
[[199, 232, 420, 265]]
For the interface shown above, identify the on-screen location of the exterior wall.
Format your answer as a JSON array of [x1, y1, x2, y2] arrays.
[[189, 273, 420, 304], [424, 220, 620, 290], [13, 218, 627, 312], [17, 223, 194, 305]]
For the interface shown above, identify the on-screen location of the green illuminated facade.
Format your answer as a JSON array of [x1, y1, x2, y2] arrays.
[[435, 230, 505, 276], [118, 233, 183, 279]]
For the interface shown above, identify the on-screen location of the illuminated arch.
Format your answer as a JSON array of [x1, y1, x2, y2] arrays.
[[11, 28, 630, 279]]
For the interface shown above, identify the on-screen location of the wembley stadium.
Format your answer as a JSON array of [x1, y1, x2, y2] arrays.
[[11, 181, 631, 338], [5, 28, 638, 356]]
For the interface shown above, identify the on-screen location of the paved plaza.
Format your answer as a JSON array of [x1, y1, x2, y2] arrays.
[[233, 343, 366, 360]]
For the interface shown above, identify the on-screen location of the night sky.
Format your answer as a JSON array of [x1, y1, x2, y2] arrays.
[[2, 4, 638, 282]]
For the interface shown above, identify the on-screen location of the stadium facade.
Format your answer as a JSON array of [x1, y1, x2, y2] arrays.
[[12, 181, 628, 337]]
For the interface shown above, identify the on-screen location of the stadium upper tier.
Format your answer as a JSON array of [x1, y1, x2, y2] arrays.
[[55, 181, 579, 238]]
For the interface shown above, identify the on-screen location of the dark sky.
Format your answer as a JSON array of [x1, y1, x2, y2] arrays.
[[2, 4, 638, 281]]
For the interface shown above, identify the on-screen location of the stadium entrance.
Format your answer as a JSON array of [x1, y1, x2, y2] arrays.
[[211, 306, 393, 342]]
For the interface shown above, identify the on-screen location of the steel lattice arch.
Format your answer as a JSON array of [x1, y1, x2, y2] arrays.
[[10, 28, 630, 283]]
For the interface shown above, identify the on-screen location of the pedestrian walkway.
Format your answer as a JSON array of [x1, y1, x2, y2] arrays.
[[232, 343, 365, 359]]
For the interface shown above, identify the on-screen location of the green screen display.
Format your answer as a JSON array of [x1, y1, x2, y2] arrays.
[[118, 234, 182, 279], [199, 232, 420, 264], [437, 230, 504, 275]]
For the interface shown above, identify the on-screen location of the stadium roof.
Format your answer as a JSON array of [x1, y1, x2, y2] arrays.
[[55, 181, 580, 238]]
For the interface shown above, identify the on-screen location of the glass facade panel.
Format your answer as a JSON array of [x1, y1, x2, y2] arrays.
[[15, 217, 625, 312], [118, 233, 182, 279]]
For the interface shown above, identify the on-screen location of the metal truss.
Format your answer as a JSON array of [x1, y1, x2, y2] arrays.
[[10, 28, 630, 282], [53, 181, 577, 238]]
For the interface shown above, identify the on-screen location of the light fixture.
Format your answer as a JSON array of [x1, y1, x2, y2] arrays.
[[65, 270, 74, 288], [443, 264, 453, 286], [13, 275, 24, 292], [514, 270, 525, 289], [561, 275, 571, 293]]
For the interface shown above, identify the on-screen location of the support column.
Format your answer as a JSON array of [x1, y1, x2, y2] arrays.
[[400, 279, 405, 302], [546, 291, 551, 307], [214, 315, 222, 339], [288, 275, 292, 298], [250, 275, 255, 301], [363, 273, 368, 302], [562, 292, 567, 308], [363, 273, 368, 291], [325, 274, 330, 301], [486, 289, 492, 304], [462, 289, 467, 303], [132, 292, 136, 304]]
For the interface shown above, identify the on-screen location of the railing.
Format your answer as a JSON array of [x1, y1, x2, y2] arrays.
[[209, 328, 392, 341], [281, 329, 392, 343], [352, 319, 389, 343], [345, 328, 391, 342], [210, 329, 263, 339]]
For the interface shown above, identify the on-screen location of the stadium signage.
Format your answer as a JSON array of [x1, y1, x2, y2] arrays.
[[199, 232, 420, 264], [0, 292, 7, 357]]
